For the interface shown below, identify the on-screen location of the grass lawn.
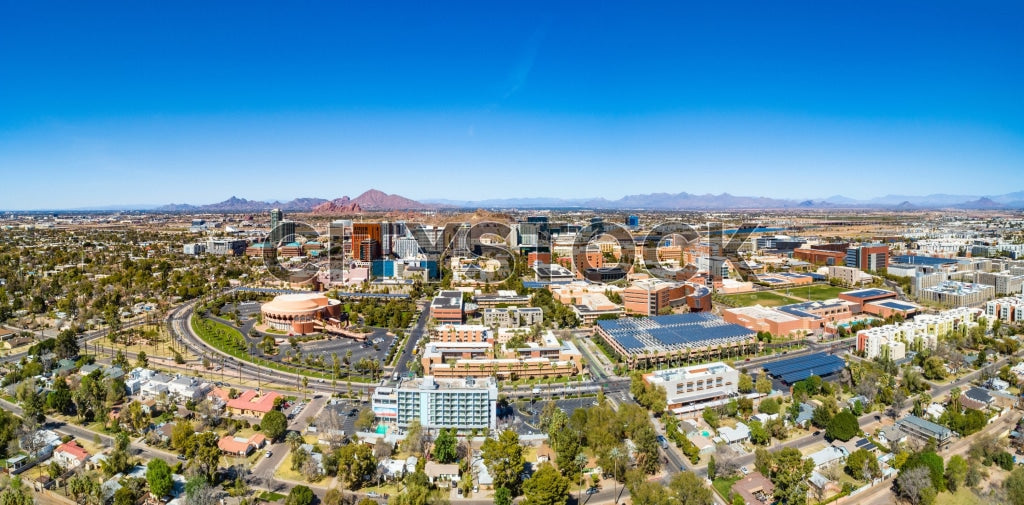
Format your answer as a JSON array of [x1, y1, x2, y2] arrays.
[[780, 285, 847, 301], [712, 475, 742, 500], [523, 446, 539, 463], [258, 491, 286, 503], [936, 488, 987, 505], [273, 452, 307, 482], [719, 291, 802, 308]]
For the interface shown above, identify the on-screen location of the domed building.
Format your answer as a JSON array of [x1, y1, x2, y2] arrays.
[[260, 293, 342, 334]]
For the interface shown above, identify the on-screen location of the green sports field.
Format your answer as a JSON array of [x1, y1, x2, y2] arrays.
[[719, 291, 802, 307]]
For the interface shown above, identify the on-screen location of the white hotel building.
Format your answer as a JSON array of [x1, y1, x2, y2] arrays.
[[372, 376, 498, 431], [644, 362, 739, 414]]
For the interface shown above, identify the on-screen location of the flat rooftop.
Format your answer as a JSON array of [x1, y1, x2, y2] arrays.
[[841, 288, 896, 300], [596, 313, 754, 355]]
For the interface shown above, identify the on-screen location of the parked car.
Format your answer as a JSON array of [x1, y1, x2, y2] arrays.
[[265, 451, 273, 458]]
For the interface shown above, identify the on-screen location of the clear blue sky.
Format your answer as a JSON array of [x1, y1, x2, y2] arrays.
[[2, 1, 1023, 209]]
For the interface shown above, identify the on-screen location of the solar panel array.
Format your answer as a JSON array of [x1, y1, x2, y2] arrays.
[[762, 352, 846, 384], [596, 313, 754, 355], [876, 300, 917, 311], [843, 288, 894, 299]]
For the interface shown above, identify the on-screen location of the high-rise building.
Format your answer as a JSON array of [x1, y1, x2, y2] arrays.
[[845, 244, 889, 272], [269, 209, 283, 244], [352, 223, 382, 253], [395, 236, 421, 260]]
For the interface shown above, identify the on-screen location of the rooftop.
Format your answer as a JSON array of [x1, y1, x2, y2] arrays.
[[596, 313, 754, 355]]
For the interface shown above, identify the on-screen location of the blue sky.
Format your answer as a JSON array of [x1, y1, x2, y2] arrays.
[[2, 1, 1023, 209]]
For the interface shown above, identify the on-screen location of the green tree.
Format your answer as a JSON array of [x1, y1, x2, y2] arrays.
[[758, 397, 780, 415], [754, 447, 773, 476], [55, 328, 80, 360], [945, 455, 967, 491], [826, 410, 859, 442], [401, 418, 424, 456], [494, 487, 513, 505], [922, 356, 947, 381], [432, 428, 457, 464], [748, 420, 770, 446], [811, 405, 833, 429], [355, 407, 376, 432], [738, 373, 754, 393], [113, 350, 130, 369], [522, 462, 569, 505], [136, 350, 149, 369], [170, 421, 194, 450], [702, 407, 720, 429], [336, 443, 377, 489], [845, 449, 881, 481], [285, 485, 315, 505], [1006, 467, 1024, 505], [755, 375, 773, 395], [0, 476, 33, 505], [667, 470, 713, 505], [902, 451, 945, 491], [771, 447, 814, 505], [46, 377, 74, 415], [146, 459, 174, 498], [483, 429, 526, 496], [261, 410, 288, 441]]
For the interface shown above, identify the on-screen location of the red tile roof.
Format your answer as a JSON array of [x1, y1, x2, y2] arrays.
[[226, 390, 282, 414], [55, 441, 89, 462]]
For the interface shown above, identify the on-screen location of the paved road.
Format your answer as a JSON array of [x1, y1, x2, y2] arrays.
[[392, 303, 430, 377], [0, 398, 178, 466]]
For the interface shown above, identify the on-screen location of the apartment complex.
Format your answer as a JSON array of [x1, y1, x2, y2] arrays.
[[856, 307, 984, 359], [372, 376, 498, 431], [919, 281, 995, 307], [644, 362, 739, 414], [986, 295, 1024, 324]]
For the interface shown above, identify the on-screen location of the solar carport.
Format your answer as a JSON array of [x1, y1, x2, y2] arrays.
[[762, 352, 846, 384]]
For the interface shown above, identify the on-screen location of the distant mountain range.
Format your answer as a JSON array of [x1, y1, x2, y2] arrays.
[[424, 191, 1024, 210], [26, 189, 1024, 213], [155, 190, 442, 213]]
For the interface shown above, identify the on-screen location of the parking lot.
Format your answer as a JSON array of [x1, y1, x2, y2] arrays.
[[502, 397, 595, 436], [292, 328, 395, 366]]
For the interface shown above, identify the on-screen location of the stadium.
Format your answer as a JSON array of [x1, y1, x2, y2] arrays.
[[595, 313, 756, 369]]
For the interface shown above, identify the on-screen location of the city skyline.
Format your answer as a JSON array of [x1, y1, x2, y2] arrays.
[[2, 2, 1024, 209]]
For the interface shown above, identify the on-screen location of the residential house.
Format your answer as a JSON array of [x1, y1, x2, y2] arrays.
[[716, 423, 751, 444], [217, 433, 268, 456], [809, 446, 849, 470], [731, 471, 774, 505], [226, 390, 282, 416], [961, 387, 994, 411], [424, 461, 459, 485], [53, 441, 89, 470]]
